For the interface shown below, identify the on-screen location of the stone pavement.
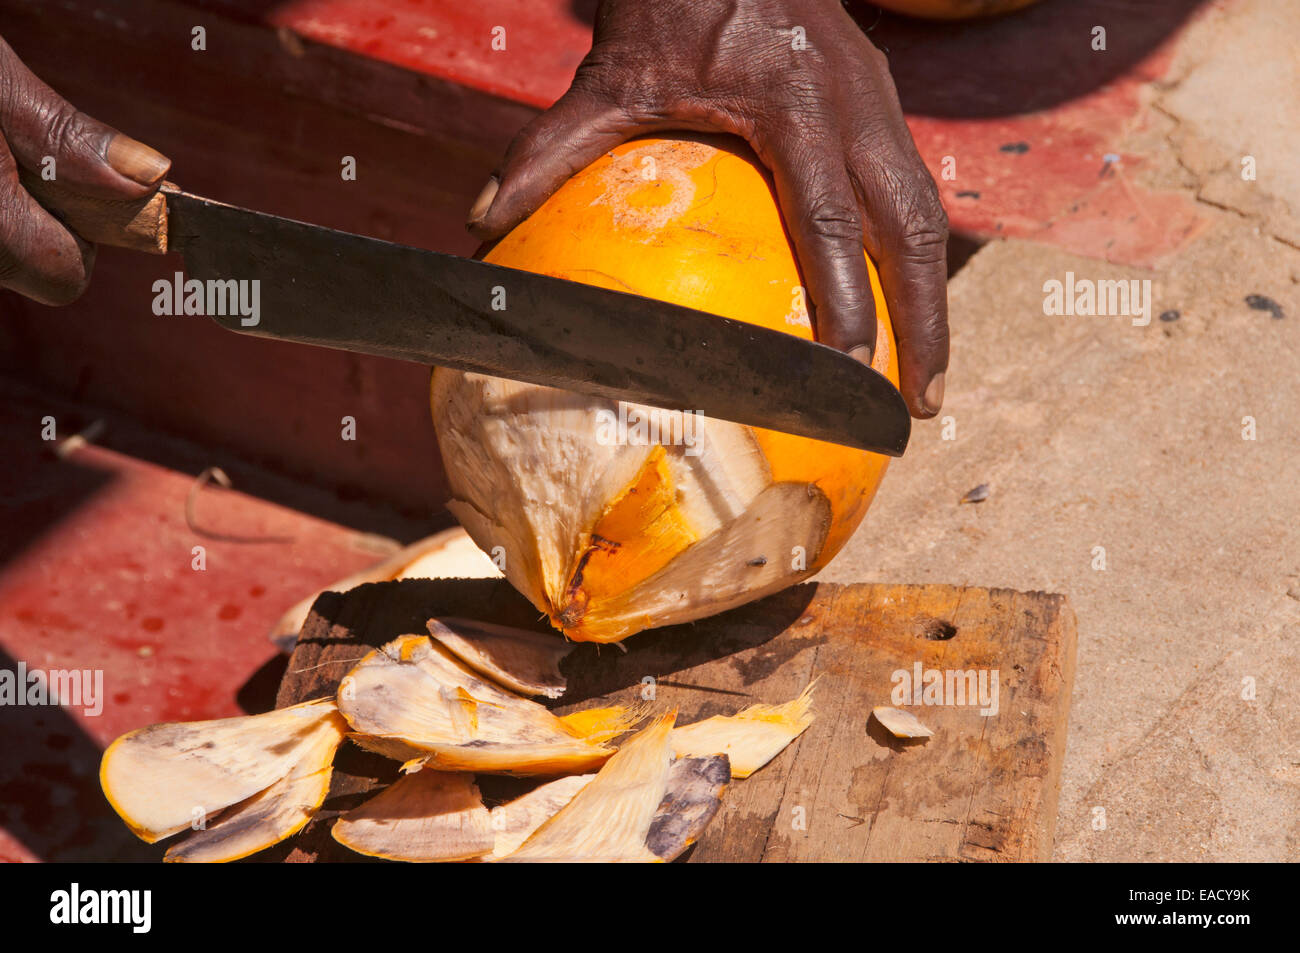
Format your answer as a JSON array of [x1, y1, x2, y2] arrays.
[[820, 0, 1300, 861]]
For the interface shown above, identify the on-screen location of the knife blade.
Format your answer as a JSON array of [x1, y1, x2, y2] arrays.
[[32, 180, 911, 456]]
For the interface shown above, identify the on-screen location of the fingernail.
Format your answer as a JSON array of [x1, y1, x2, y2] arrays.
[[922, 372, 946, 415], [848, 344, 874, 366], [467, 176, 499, 225], [106, 134, 171, 186]]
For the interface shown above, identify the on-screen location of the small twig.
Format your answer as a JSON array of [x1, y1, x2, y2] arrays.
[[185, 466, 294, 543], [290, 655, 369, 676]]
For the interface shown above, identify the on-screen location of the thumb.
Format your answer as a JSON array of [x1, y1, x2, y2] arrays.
[[0, 38, 169, 201], [467, 86, 633, 239]]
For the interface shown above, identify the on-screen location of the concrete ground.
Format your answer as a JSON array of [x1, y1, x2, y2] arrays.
[[820, 0, 1300, 861]]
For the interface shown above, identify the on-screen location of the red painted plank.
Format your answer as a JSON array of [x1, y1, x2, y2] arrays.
[[265, 0, 596, 109], [214, 0, 1224, 265], [0, 377, 410, 861]]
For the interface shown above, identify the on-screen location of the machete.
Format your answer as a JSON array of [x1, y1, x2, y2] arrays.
[[29, 178, 910, 456]]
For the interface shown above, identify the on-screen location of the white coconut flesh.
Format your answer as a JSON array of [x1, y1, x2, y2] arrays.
[[100, 698, 346, 844], [426, 617, 573, 698], [432, 371, 832, 641]]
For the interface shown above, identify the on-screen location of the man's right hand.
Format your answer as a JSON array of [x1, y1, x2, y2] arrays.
[[0, 36, 170, 306]]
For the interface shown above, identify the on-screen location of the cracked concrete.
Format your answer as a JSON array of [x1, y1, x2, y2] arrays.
[[820, 0, 1300, 861]]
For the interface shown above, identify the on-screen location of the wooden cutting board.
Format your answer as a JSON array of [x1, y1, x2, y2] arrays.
[[270, 578, 1076, 862]]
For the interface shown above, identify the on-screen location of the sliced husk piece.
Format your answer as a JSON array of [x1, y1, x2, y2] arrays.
[[330, 752, 729, 863], [394, 531, 503, 580], [489, 755, 728, 862], [671, 682, 816, 778], [163, 715, 344, 863], [268, 526, 502, 648], [338, 635, 621, 776], [871, 705, 934, 739], [646, 755, 730, 861], [100, 698, 346, 843], [487, 774, 595, 860], [502, 710, 677, 862], [331, 770, 495, 862], [556, 704, 649, 745], [427, 617, 572, 698], [401, 741, 614, 777]]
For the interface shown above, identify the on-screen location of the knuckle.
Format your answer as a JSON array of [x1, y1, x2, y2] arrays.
[[801, 193, 861, 244], [893, 175, 949, 258], [0, 197, 90, 304], [44, 100, 86, 158]]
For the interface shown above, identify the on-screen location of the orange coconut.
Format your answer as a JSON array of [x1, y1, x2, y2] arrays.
[[431, 135, 898, 642]]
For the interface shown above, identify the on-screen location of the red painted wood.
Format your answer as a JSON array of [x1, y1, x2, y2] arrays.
[[194, 0, 1221, 264], [0, 376, 412, 861]]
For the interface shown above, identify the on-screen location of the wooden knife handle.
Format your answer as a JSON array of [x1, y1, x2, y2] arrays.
[[19, 170, 172, 255]]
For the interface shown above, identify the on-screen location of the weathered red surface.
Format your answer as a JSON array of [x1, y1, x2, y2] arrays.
[[0, 378, 422, 861], [262, 0, 598, 109], [237, 0, 1220, 265]]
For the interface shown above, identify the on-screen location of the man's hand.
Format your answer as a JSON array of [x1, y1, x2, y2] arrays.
[[467, 0, 949, 418], [0, 36, 170, 305]]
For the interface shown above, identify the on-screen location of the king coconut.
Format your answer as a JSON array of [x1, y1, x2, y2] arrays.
[[432, 135, 899, 644]]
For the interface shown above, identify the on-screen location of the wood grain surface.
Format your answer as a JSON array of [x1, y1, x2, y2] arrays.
[[270, 578, 1076, 862]]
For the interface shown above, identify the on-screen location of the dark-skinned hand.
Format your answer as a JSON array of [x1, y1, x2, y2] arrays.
[[0, 36, 170, 306], [467, 0, 949, 418]]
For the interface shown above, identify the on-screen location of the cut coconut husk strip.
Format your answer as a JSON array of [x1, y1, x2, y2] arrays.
[[331, 751, 729, 863], [397, 741, 616, 777], [871, 706, 934, 739], [101, 698, 346, 844], [671, 681, 816, 778], [486, 774, 596, 860], [556, 704, 651, 745], [268, 526, 502, 649], [427, 617, 572, 698], [502, 710, 677, 862], [338, 635, 636, 776], [487, 757, 727, 861], [164, 715, 343, 863], [647, 755, 731, 861], [332, 770, 495, 862]]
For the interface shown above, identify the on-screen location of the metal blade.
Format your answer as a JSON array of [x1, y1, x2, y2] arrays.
[[167, 190, 910, 455]]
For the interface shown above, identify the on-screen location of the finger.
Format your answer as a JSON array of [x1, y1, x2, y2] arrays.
[[0, 135, 96, 305], [760, 132, 877, 360], [0, 37, 169, 200], [850, 147, 949, 418], [467, 85, 634, 239]]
